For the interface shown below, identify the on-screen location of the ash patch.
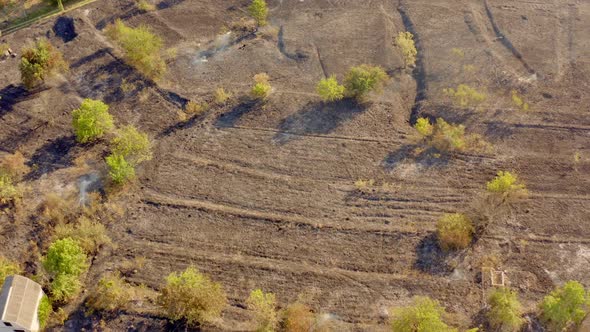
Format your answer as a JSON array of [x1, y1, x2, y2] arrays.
[[53, 17, 78, 43]]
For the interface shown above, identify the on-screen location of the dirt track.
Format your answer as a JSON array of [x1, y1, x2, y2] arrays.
[[1, 0, 590, 330]]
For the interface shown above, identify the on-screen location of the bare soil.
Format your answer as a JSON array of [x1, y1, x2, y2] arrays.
[[1, 0, 589, 331]]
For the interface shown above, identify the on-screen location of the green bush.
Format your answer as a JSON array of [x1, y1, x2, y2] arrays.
[[487, 287, 523, 332], [106, 153, 136, 185], [106, 20, 166, 80], [19, 39, 67, 89], [71, 99, 114, 143], [0, 256, 22, 285], [511, 90, 529, 112], [158, 266, 228, 326], [214, 87, 232, 105], [0, 172, 20, 205], [247, 289, 278, 332], [540, 281, 589, 331], [54, 216, 112, 254], [111, 125, 152, 165], [344, 64, 389, 101], [43, 238, 89, 277], [390, 296, 457, 332], [415, 117, 490, 153], [87, 273, 134, 312], [38, 295, 52, 329], [50, 273, 82, 302], [486, 171, 528, 201], [443, 84, 486, 108], [395, 32, 417, 67], [316, 76, 345, 102], [436, 213, 474, 251], [249, 0, 268, 26], [251, 73, 272, 100]]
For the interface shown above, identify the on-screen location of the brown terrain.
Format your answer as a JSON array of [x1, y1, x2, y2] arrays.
[[1, 0, 589, 331]]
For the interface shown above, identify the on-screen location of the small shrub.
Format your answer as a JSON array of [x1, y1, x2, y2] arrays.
[[106, 153, 136, 185], [282, 302, 315, 332], [106, 20, 166, 80], [0, 173, 21, 204], [247, 289, 278, 332], [395, 32, 417, 67], [486, 171, 528, 201], [0, 43, 9, 55], [344, 64, 389, 101], [354, 179, 375, 192], [72, 99, 114, 143], [87, 273, 134, 312], [54, 216, 112, 254], [111, 125, 152, 165], [50, 273, 82, 302], [185, 100, 209, 116], [451, 48, 464, 58], [214, 87, 232, 105], [414, 117, 433, 137], [43, 238, 89, 277], [436, 213, 474, 251], [540, 281, 589, 331], [511, 90, 529, 111], [38, 295, 52, 330], [136, 0, 155, 11], [251, 73, 272, 100], [487, 287, 523, 332], [390, 296, 457, 332], [316, 76, 345, 102], [158, 266, 228, 326], [443, 84, 486, 108], [0, 256, 22, 285], [19, 39, 67, 89], [248, 0, 268, 26]]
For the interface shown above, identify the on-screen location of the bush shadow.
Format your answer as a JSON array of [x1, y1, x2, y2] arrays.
[[53, 16, 78, 43], [273, 98, 363, 144], [383, 145, 450, 171], [414, 233, 453, 275], [25, 135, 77, 180], [0, 84, 49, 115], [214, 98, 258, 128]]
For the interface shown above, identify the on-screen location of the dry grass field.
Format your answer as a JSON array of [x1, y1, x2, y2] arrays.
[[0, 0, 589, 330]]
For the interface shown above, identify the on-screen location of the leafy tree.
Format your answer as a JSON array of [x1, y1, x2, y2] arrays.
[[43, 238, 89, 277], [316, 76, 345, 102], [414, 117, 433, 137], [344, 64, 389, 101], [247, 289, 278, 332], [0, 256, 21, 285], [54, 216, 112, 254], [415, 117, 490, 153], [158, 266, 227, 327], [251, 73, 272, 100], [106, 20, 166, 79], [111, 125, 153, 164], [71, 99, 114, 143], [19, 39, 67, 89], [106, 153, 136, 185], [87, 273, 134, 312], [282, 302, 315, 332], [443, 84, 486, 108], [38, 295, 52, 329], [486, 171, 528, 202], [390, 296, 457, 332], [395, 32, 417, 67], [249, 0, 268, 26], [487, 287, 523, 332], [50, 273, 82, 302], [540, 281, 589, 331], [436, 213, 474, 251]]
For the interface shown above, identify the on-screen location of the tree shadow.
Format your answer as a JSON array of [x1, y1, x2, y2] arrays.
[[53, 16, 77, 43], [483, 121, 516, 141], [158, 112, 205, 138], [25, 136, 77, 180], [414, 233, 453, 275], [95, 4, 142, 30], [214, 98, 258, 128], [0, 84, 49, 115], [382, 145, 450, 171], [69, 48, 113, 69], [157, 0, 187, 10], [272, 99, 363, 144]]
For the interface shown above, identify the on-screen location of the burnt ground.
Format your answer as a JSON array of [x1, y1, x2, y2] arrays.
[[1, 0, 590, 331]]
